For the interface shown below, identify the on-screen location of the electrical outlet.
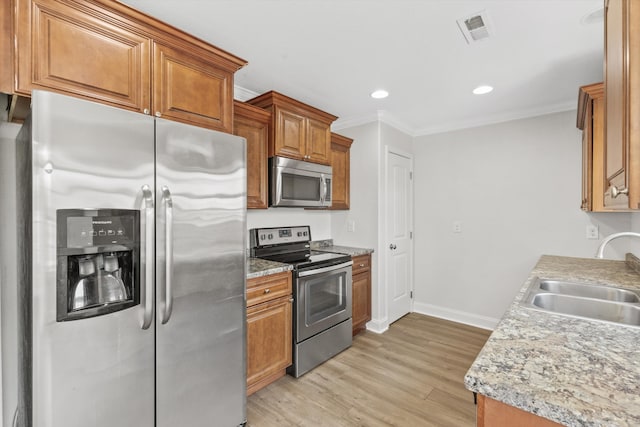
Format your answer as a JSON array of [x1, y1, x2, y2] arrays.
[[453, 221, 462, 233], [347, 220, 355, 232], [586, 225, 599, 239]]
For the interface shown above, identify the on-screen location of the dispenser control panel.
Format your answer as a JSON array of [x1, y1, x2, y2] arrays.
[[66, 215, 135, 248]]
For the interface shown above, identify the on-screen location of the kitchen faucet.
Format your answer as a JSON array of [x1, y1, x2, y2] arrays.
[[595, 232, 640, 258]]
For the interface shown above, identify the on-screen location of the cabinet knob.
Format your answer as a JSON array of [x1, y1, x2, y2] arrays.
[[143, 108, 150, 115], [359, 263, 365, 267], [609, 185, 629, 198], [264, 288, 271, 294], [155, 112, 162, 118]]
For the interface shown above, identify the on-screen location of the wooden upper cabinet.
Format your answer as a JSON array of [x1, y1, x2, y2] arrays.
[[233, 101, 270, 209], [329, 132, 353, 210], [9, 0, 246, 131], [604, 0, 640, 209], [247, 91, 338, 165], [276, 108, 307, 159], [306, 118, 332, 162], [152, 42, 234, 130], [577, 83, 605, 212], [27, 0, 151, 110]]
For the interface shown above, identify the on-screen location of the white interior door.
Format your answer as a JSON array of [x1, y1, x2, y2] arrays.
[[386, 149, 413, 324]]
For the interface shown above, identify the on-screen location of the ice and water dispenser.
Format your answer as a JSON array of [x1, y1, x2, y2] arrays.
[[56, 209, 140, 321]]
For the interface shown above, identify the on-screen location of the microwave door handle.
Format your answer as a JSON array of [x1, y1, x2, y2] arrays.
[[321, 174, 327, 204]]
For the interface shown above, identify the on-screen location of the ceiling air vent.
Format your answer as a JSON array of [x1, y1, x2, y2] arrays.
[[457, 11, 493, 44]]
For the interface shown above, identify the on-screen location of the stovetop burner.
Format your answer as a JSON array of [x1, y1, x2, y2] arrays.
[[249, 226, 351, 271]]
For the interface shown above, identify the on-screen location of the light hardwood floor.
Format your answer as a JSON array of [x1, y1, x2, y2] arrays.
[[247, 313, 492, 427]]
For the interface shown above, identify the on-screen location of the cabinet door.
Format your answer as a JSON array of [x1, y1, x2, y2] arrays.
[[246, 296, 292, 395], [328, 133, 353, 210], [306, 118, 331, 165], [28, 0, 151, 110], [352, 271, 370, 335], [234, 102, 270, 209], [604, 0, 629, 209], [153, 42, 233, 132], [274, 107, 306, 160]]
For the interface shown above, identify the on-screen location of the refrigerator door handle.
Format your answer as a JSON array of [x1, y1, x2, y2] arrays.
[[141, 184, 154, 330], [160, 185, 174, 324]]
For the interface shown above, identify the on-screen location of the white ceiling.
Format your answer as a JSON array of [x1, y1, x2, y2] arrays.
[[121, 0, 604, 136]]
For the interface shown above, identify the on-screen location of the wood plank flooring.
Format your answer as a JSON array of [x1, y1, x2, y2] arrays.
[[246, 313, 492, 427]]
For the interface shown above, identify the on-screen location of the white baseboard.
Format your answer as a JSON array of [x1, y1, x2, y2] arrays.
[[364, 318, 388, 334], [412, 302, 498, 331]]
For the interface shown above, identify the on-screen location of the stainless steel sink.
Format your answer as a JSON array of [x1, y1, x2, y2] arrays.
[[531, 293, 640, 327], [538, 279, 640, 302], [522, 277, 640, 327]]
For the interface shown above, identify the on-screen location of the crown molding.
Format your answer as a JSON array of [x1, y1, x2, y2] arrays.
[[414, 100, 577, 136], [332, 110, 416, 137], [233, 85, 260, 102]]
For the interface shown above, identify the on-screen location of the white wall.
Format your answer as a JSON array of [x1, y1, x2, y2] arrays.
[[412, 111, 633, 329], [330, 121, 414, 332], [329, 122, 384, 329]]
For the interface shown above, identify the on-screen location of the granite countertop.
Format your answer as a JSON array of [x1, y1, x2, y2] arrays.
[[464, 254, 640, 427], [311, 239, 374, 257], [246, 258, 293, 280]]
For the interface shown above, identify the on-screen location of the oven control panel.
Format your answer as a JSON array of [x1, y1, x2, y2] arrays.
[[250, 226, 311, 247]]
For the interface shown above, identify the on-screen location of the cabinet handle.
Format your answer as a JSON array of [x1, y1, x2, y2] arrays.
[[264, 288, 271, 294], [609, 185, 629, 199]]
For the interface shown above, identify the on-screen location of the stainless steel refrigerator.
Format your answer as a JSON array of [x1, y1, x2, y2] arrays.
[[12, 90, 247, 426]]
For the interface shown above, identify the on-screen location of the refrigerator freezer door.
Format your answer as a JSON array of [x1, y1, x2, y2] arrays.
[[155, 120, 247, 426], [29, 91, 155, 427]]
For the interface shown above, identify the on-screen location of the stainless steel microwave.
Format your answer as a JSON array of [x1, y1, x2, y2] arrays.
[[270, 156, 332, 207]]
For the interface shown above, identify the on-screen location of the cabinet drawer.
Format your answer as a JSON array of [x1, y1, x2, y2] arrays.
[[247, 271, 292, 307], [352, 254, 371, 275]]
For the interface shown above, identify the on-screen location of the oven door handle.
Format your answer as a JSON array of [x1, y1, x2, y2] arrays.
[[297, 260, 353, 277]]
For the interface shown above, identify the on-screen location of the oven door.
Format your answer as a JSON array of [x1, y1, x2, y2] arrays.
[[296, 261, 352, 342]]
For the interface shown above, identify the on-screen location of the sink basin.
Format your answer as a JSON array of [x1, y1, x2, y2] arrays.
[[531, 293, 640, 327], [522, 277, 640, 327], [538, 279, 640, 302]]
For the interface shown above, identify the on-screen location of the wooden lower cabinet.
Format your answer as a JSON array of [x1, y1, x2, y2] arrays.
[[351, 254, 371, 336], [246, 271, 292, 395], [476, 395, 563, 427]]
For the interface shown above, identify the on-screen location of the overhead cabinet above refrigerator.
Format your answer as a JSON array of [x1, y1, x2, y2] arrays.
[[11, 90, 247, 427]]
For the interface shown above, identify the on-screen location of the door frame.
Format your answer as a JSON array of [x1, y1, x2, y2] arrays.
[[379, 145, 414, 330]]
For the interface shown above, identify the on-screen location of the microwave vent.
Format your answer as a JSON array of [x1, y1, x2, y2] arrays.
[[457, 11, 493, 44]]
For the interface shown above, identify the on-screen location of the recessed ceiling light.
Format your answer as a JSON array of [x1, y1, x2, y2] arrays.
[[472, 85, 494, 95], [370, 90, 389, 99]]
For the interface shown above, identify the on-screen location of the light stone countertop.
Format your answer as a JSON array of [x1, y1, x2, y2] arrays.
[[464, 254, 640, 427], [246, 258, 293, 280], [311, 239, 374, 257]]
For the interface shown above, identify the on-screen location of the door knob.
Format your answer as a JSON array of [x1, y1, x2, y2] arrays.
[[389, 244, 397, 250]]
